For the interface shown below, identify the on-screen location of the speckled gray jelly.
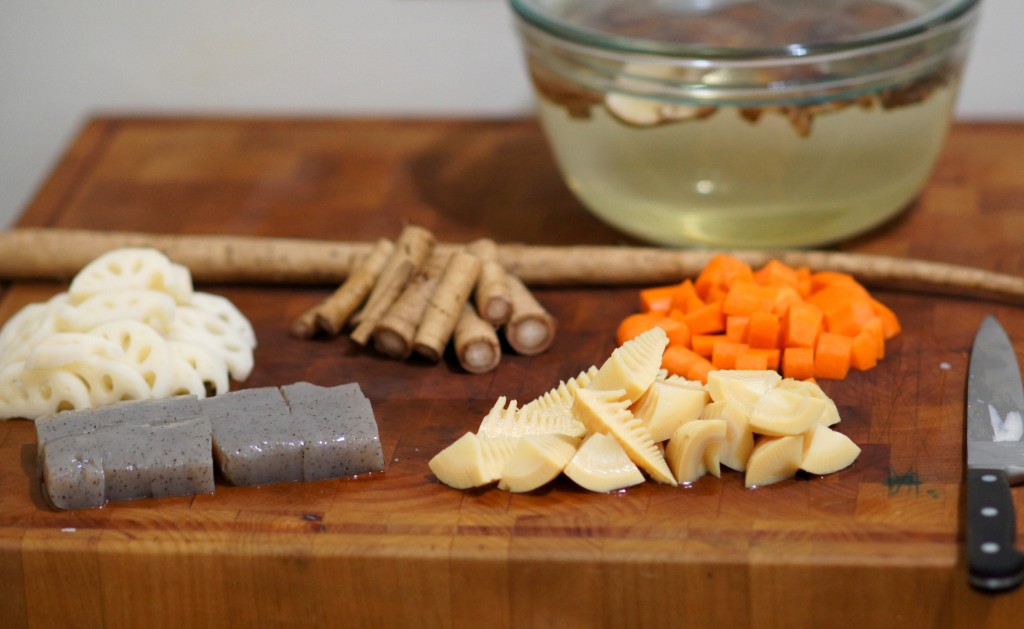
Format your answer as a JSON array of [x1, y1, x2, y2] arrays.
[[280, 382, 385, 481], [38, 395, 212, 509], [203, 387, 304, 486]]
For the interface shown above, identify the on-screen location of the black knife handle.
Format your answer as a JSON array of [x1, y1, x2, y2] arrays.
[[967, 468, 1024, 592]]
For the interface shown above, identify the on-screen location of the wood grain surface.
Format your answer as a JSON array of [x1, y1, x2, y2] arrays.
[[2, 117, 1024, 627]]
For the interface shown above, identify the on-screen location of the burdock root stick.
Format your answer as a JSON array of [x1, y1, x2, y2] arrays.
[[290, 238, 394, 338], [350, 258, 416, 346], [6, 230, 1024, 307], [467, 238, 512, 326], [505, 274, 556, 356], [372, 251, 451, 359], [354, 224, 435, 326], [413, 251, 483, 362], [454, 303, 502, 374]]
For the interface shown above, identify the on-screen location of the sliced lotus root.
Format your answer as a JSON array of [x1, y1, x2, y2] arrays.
[[56, 289, 177, 336], [69, 248, 193, 305], [169, 305, 253, 381]]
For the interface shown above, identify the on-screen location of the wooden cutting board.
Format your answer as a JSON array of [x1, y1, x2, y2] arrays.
[[2, 117, 1024, 628]]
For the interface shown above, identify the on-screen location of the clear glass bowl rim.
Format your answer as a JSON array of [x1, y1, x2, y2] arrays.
[[509, 0, 982, 59]]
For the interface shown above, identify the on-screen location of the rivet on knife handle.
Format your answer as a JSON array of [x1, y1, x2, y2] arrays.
[[967, 468, 1024, 592]]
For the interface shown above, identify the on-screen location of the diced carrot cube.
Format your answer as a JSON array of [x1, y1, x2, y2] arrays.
[[639, 284, 681, 313], [745, 348, 781, 371], [782, 347, 815, 380], [669, 280, 704, 314], [754, 259, 801, 289], [617, 312, 666, 346], [686, 358, 714, 385], [711, 340, 749, 370], [850, 331, 879, 371], [726, 316, 750, 343], [813, 332, 853, 380], [823, 296, 876, 336], [870, 298, 901, 339], [735, 352, 770, 371], [860, 317, 886, 359], [694, 254, 754, 301], [747, 311, 781, 349], [691, 334, 718, 358], [722, 281, 779, 316], [782, 301, 823, 348], [683, 300, 725, 335], [662, 344, 701, 377]]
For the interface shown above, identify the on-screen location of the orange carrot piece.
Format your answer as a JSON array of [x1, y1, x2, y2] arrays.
[[810, 271, 861, 291], [870, 298, 901, 339], [726, 316, 750, 343], [694, 254, 754, 301], [782, 347, 815, 380], [735, 352, 770, 371], [617, 312, 665, 346], [860, 317, 886, 359], [639, 284, 681, 313], [813, 332, 853, 380], [669, 280, 704, 314], [722, 281, 779, 317], [850, 331, 879, 371], [662, 318, 691, 348], [754, 259, 801, 289], [771, 285, 803, 317], [806, 282, 871, 315], [782, 301, 823, 348], [795, 267, 813, 298], [823, 295, 876, 336], [683, 300, 725, 335], [712, 340, 749, 370], [691, 334, 718, 358], [745, 348, 781, 371], [747, 311, 781, 349], [662, 344, 699, 376], [686, 358, 714, 384]]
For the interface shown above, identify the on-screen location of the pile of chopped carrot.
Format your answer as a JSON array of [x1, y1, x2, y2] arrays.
[[616, 255, 901, 384]]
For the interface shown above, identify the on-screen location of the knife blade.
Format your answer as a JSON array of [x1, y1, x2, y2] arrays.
[[966, 315, 1024, 592]]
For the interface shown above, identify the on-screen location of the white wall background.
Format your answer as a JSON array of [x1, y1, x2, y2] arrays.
[[1, 0, 1021, 228]]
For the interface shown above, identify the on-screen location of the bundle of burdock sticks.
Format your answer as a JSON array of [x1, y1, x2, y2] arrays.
[[290, 225, 556, 374]]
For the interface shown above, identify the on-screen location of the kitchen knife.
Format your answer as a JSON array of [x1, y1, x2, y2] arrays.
[[966, 315, 1024, 592]]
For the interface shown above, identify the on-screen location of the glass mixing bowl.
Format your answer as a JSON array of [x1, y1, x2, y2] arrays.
[[509, 0, 982, 248]]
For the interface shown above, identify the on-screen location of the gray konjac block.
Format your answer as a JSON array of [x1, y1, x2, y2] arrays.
[[203, 387, 304, 486], [38, 396, 212, 509], [281, 382, 385, 481], [41, 434, 106, 511], [36, 395, 202, 459]]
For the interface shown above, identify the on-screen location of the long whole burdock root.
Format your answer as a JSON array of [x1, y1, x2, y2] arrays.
[[1, 228, 1023, 306]]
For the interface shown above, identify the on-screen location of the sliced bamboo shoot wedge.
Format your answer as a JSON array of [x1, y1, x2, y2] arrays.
[[777, 378, 841, 426], [563, 432, 645, 493], [587, 326, 668, 403], [630, 378, 708, 442], [478, 397, 587, 439], [745, 435, 804, 488], [705, 369, 781, 409], [748, 387, 827, 437], [701, 400, 755, 472], [521, 365, 599, 413], [572, 387, 676, 486], [497, 434, 581, 493], [800, 424, 861, 475], [665, 419, 727, 484], [428, 432, 519, 489]]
